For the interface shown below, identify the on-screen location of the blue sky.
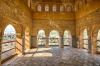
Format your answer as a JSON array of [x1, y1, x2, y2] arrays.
[[4, 25, 16, 34]]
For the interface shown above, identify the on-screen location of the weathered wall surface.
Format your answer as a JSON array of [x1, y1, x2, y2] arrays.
[[33, 12, 75, 20], [76, 9, 100, 36], [76, 0, 100, 36], [0, 0, 32, 28], [32, 1, 76, 36], [32, 11, 76, 48], [76, 0, 100, 54], [32, 19, 76, 36], [0, 0, 33, 65], [0, 0, 100, 65]]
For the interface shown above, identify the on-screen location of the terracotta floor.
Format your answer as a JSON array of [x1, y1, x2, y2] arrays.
[[2, 46, 100, 66]]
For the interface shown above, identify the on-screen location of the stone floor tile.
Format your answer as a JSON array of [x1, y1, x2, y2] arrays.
[[2, 46, 100, 66]]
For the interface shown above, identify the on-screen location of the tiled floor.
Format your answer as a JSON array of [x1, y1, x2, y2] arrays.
[[2, 46, 100, 66]]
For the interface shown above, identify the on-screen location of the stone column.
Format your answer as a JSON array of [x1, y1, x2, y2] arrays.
[[92, 36, 97, 54], [45, 36, 49, 48], [76, 36, 79, 48], [45, 33, 49, 48], [79, 36, 84, 48], [30, 36, 32, 49], [57, 5, 60, 12], [28, 36, 31, 49], [22, 35, 25, 55], [72, 36, 77, 48], [22, 28, 25, 55], [25, 35, 31, 49], [49, 4, 52, 12], [88, 36, 92, 53], [59, 35, 64, 48], [30, 36, 38, 48], [42, 4, 45, 12]]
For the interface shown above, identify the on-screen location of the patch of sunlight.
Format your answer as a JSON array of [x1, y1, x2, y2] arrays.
[[33, 52, 53, 57], [24, 54, 33, 57], [37, 48, 51, 51], [29, 48, 38, 52]]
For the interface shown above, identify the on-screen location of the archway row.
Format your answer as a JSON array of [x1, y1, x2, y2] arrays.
[[97, 30, 100, 52], [1, 23, 25, 64], [79, 28, 100, 54], [37, 30, 72, 47], [2, 25, 16, 62]]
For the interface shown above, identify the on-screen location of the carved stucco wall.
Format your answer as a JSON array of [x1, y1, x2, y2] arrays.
[[31, 0, 75, 11], [0, 0, 100, 65], [0, 0, 33, 65], [32, 1, 76, 36], [76, 0, 100, 36], [76, 0, 100, 54], [32, 20, 76, 36], [0, 0, 32, 29]]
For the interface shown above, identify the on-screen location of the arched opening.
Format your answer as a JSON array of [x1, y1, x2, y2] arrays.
[[38, 30, 46, 46], [2, 24, 16, 63], [37, 4, 42, 11], [97, 29, 100, 52], [60, 5, 64, 12], [52, 5, 57, 12], [83, 29, 88, 49], [79, 1, 83, 9], [45, 4, 49, 12], [49, 30, 59, 46], [66, 5, 72, 12], [63, 30, 72, 46]]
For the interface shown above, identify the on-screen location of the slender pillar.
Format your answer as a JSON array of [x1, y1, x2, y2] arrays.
[[22, 35, 25, 55], [22, 28, 25, 55], [59, 35, 64, 48], [49, 4, 52, 12], [92, 36, 97, 54], [57, 5, 60, 12], [42, 4, 45, 12], [25, 32, 31, 49], [79, 36, 84, 48], [28, 36, 31, 49], [45, 33, 49, 48], [30, 36, 38, 48], [76, 36, 80, 48], [88, 36, 92, 53], [45, 36, 49, 48], [72, 36, 77, 48], [30, 36, 32, 49]]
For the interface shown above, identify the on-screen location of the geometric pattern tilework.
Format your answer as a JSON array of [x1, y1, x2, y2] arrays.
[[2, 47, 100, 66]]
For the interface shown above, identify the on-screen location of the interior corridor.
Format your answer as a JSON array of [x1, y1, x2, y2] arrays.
[[2, 46, 100, 66]]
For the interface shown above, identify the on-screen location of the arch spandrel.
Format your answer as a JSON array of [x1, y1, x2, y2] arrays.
[[92, 26, 100, 37]]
